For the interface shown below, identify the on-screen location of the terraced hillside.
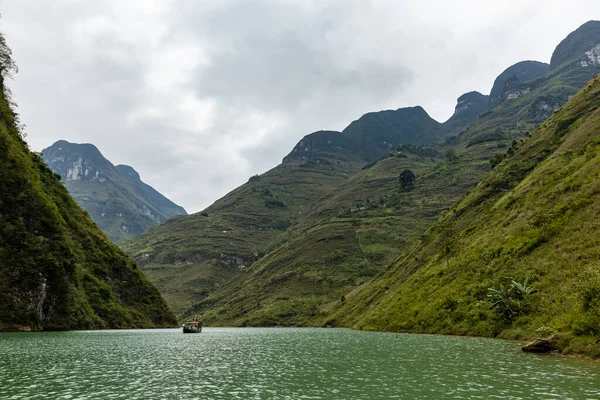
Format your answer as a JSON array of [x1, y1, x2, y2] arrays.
[[124, 105, 463, 314], [190, 146, 481, 325], [330, 73, 600, 357], [123, 157, 365, 312]]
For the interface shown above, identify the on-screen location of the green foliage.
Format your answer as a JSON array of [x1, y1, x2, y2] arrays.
[[396, 144, 440, 158], [490, 153, 505, 168], [398, 169, 416, 191], [466, 128, 505, 148], [444, 149, 458, 163], [487, 278, 534, 321], [265, 198, 286, 208], [0, 32, 17, 79]]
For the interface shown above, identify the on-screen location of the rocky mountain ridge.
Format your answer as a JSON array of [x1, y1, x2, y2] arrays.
[[42, 140, 187, 242]]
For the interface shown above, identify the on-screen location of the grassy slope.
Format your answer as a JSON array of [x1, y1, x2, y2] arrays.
[[0, 76, 177, 331], [123, 157, 363, 313], [125, 106, 460, 316], [330, 75, 600, 357], [190, 148, 486, 325]]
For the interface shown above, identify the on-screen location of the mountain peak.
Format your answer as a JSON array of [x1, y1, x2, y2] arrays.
[[47, 140, 104, 159], [42, 140, 186, 242], [454, 91, 488, 114], [115, 164, 141, 181], [550, 20, 600, 71], [42, 140, 112, 182], [340, 106, 443, 161], [488, 61, 549, 107], [442, 91, 489, 131]]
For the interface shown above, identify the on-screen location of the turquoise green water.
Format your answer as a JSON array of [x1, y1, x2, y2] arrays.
[[1, 328, 599, 399]]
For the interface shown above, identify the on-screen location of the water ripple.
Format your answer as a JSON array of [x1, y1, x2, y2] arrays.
[[0, 329, 599, 399]]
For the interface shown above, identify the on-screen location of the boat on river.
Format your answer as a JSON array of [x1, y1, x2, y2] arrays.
[[182, 318, 202, 333]]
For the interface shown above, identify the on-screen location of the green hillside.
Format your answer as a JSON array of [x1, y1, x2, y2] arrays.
[[178, 21, 600, 326], [125, 21, 600, 326], [124, 95, 470, 315], [187, 145, 483, 325], [0, 36, 177, 331], [42, 140, 187, 242], [122, 157, 364, 313], [330, 74, 600, 357]]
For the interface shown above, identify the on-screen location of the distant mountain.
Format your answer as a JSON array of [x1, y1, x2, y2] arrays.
[[488, 61, 550, 108], [0, 40, 176, 331], [443, 91, 490, 132], [285, 106, 445, 163], [42, 141, 187, 242]]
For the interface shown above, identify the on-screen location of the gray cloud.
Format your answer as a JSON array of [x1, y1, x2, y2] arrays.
[[2, 0, 600, 212]]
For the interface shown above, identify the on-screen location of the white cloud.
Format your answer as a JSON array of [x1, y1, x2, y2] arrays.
[[2, 0, 600, 213]]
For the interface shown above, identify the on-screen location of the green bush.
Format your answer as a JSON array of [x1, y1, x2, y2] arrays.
[[487, 278, 535, 321]]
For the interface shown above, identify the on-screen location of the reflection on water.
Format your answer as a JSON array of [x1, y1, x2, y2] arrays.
[[1, 328, 599, 399]]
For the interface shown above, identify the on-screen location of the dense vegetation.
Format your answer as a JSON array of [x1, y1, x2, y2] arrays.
[[42, 141, 187, 242], [0, 35, 176, 331], [330, 74, 600, 357]]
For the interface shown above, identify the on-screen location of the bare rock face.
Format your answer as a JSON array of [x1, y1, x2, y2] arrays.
[[42, 140, 187, 242], [522, 334, 560, 353], [488, 61, 549, 108]]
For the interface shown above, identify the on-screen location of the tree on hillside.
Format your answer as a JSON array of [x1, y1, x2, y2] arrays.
[[444, 149, 459, 164], [436, 213, 456, 268], [399, 169, 415, 191], [0, 32, 17, 80]]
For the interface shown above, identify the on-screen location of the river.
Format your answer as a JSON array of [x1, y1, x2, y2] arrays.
[[1, 328, 599, 399]]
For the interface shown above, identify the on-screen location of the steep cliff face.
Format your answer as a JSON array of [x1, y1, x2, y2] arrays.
[[0, 78, 177, 330], [488, 61, 550, 108], [42, 141, 187, 242], [443, 91, 490, 133]]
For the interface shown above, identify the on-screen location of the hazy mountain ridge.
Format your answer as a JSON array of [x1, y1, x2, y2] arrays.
[[42, 140, 187, 242]]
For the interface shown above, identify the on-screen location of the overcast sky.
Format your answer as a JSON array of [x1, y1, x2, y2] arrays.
[[1, 1, 599, 213]]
